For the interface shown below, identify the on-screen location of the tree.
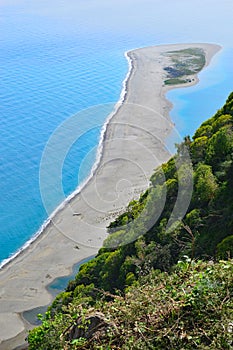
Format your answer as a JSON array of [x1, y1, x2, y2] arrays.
[[194, 164, 218, 203]]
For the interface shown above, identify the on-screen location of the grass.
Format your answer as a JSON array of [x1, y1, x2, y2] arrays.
[[163, 48, 206, 86], [164, 78, 190, 85]]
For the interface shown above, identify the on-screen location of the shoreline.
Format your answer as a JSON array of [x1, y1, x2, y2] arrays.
[[0, 47, 133, 272], [0, 42, 220, 271], [0, 43, 221, 349]]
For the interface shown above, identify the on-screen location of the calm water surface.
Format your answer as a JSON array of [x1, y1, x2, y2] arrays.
[[0, 0, 233, 264]]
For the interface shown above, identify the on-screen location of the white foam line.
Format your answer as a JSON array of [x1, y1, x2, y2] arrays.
[[0, 50, 134, 270]]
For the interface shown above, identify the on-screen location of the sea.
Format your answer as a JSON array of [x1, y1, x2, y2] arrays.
[[1, 0, 233, 267]]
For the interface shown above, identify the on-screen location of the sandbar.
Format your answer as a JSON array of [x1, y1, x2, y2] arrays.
[[0, 43, 221, 349]]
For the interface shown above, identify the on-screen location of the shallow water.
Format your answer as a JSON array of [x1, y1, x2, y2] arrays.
[[23, 255, 95, 325], [0, 0, 233, 264]]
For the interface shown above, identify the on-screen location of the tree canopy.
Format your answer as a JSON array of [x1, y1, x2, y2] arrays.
[[28, 92, 233, 349]]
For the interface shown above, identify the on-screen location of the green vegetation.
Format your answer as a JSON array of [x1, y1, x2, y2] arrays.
[[28, 259, 233, 349], [28, 92, 233, 349], [164, 48, 206, 85], [164, 78, 189, 85]]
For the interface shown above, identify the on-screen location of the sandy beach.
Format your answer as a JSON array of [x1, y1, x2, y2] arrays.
[[0, 43, 221, 349]]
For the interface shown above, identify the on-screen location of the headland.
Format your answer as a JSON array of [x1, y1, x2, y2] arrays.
[[0, 43, 221, 349]]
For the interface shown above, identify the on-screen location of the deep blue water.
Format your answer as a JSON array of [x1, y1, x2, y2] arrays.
[[0, 0, 233, 265]]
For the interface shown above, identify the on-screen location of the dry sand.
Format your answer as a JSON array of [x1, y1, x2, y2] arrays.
[[0, 43, 221, 349]]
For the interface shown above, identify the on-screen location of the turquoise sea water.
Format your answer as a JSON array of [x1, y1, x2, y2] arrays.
[[0, 0, 233, 265]]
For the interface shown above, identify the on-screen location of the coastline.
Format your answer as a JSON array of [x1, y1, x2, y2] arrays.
[[0, 46, 133, 273], [0, 43, 221, 349]]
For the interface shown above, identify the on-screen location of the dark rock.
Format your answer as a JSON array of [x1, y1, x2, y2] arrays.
[[65, 311, 116, 341]]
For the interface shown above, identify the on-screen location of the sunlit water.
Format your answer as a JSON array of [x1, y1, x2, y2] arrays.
[[0, 0, 233, 265]]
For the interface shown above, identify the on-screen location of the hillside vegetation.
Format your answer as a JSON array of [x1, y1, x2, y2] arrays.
[[28, 92, 233, 349]]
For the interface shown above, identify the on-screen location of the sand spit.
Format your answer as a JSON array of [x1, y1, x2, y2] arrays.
[[0, 43, 221, 349]]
